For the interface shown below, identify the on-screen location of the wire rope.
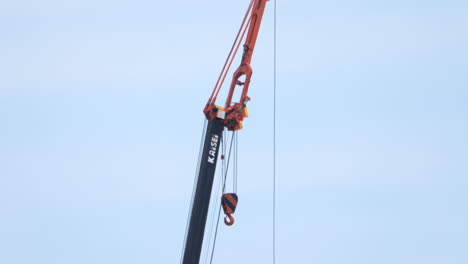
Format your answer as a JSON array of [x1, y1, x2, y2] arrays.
[[273, 0, 277, 263], [209, 0, 255, 104], [209, 132, 236, 264], [234, 131, 238, 193], [203, 131, 228, 264], [180, 118, 208, 264]]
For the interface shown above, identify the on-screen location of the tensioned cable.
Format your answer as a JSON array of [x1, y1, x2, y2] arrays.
[[209, 0, 255, 105], [209, 132, 236, 264], [212, 16, 253, 103], [203, 131, 227, 264], [180, 119, 208, 264], [222, 129, 227, 188], [234, 131, 238, 193], [221, 133, 236, 194], [273, 0, 277, 263]]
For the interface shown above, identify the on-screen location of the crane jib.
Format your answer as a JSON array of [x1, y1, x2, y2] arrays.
[[182, 119, 224, 264]]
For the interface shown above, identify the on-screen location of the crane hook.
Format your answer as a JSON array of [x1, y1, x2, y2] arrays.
[[221, 193, 238, 226], [224, 214, 235, 226]]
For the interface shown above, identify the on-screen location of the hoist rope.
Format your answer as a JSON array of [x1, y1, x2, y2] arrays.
[[203, 178, 223, 264], [208, 132, 236, 264], [221, 133, 236, 194], [208, 204, 223, 264], [221, 129, 227, 188], [234, 131, 238, 193], [273, 0, 277, 263], [203, 131, 227, 264]]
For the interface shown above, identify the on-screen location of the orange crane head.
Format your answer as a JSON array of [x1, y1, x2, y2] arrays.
[[203, 0, 267, 131]]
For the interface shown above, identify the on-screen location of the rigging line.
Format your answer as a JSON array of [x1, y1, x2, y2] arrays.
[[222, 132, 236, 194], [273, 0, 277, 263], [209, 205, 223, 264], [212, 15, 253, 103], [208, 0, 254, 103], [232, 132, 236, 192], [180, 118, 208, 264], [222, 129, 226, 188], [208, 0, 254, 104], [209, 132, 236, 264], [204, 132, 227, 264], [234, 131, 238, 193], [204, 179, 221, 264]]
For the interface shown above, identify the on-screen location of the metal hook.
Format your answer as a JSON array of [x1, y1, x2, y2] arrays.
[[224, 214, 235, 226]]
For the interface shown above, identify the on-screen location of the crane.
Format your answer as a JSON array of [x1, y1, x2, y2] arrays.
[[181, 1, 268, 263]]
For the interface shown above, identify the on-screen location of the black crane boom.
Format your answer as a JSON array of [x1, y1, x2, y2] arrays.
[[182, 119, 224, 264]]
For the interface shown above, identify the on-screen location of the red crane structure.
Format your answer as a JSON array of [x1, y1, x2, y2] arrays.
[[203, 0, 268, 131], [181, 1, 268, 263]]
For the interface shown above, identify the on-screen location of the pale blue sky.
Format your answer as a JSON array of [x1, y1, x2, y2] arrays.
[[1, 1, 467, 263]]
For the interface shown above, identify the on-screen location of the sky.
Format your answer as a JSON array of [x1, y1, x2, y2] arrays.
[[1, 0, 467, 263]]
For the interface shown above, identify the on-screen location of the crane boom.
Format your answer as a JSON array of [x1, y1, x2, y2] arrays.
[[204, 0, 268, 131], [182, 1, 268, 263], [181, 119, 224, 264]]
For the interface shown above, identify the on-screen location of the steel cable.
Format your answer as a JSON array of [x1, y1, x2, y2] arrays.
[[209, 132, 236, 264], [273, 0, 277, 263], [180, 119, 208, 264]]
